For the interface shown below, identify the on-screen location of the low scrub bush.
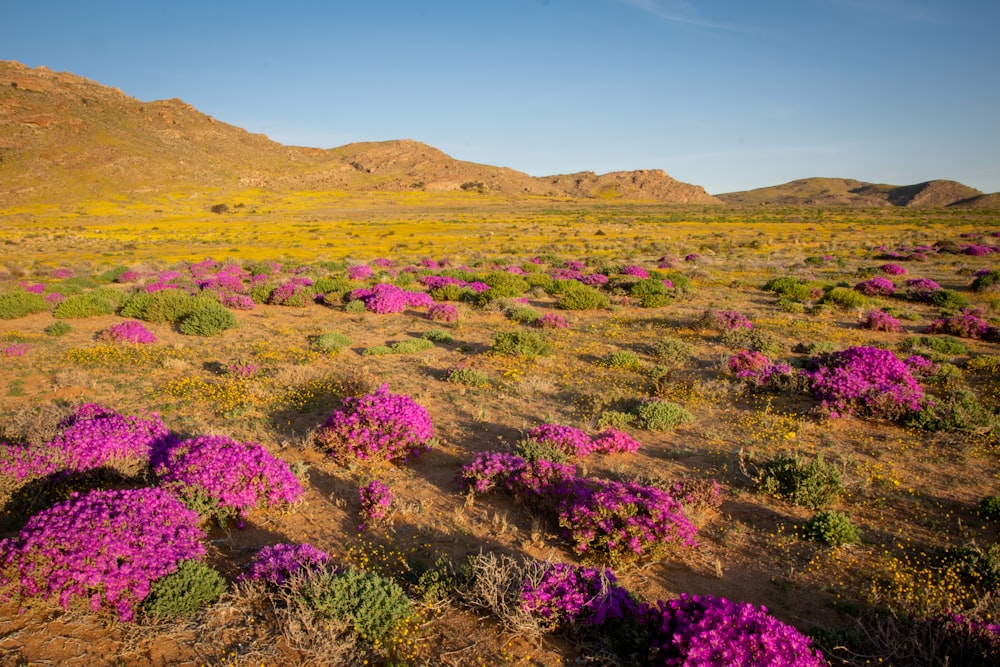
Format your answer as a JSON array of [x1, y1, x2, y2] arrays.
[[178, 302, 238, 336], [53, 293, 116, 319], [445, 366, 490, 387], [311, 331, 351, 354], [598, 350, 642, 370], [972, 269, 1000, 292], [422, 328, 453, 342], [928, 288, 970, 311], [44, 320, 72, 337], [805, 346, 925, 419], [635, 400, 694, 431], [756, 453, 842, 510], [803, 510, 861, 546], [652, 337, 692, 365], [720, 327, 784, 356], [490, 330, 552, 359], [555, 282, 609, 310], [819, 286, 870, 310], [141, 559, 226, 619], [0, 290, 48, 319]]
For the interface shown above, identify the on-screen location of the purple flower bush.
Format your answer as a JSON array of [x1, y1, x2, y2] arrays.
[[903, 278, 942, 301], [238, 542, 331, 585], [535, 312, 568, 329], [703, 309, 753, 331], [641, 593, 825, 666], [0, 487, 206, 622], [0, 404, 172, 483], [359, 480, 394, 531], [621, 265, 650, 279], [347, 264, 374, 281], [154, 435, 304, 519], [98, 320, 158, 344], [427, 302, 459, 322], [854, 276, 895, 297], [347, 283, 434, 314], [555, 477, 698, 566], [805, 346, 925, 419], [525, 424, 642, 457], [4, 343, 30, 357], [927, 308, 995, 340], [862, 309, 903, 333], [315, 384, 435, 463], [878, 263, 907, 276], [521, 562, 637, 628], [460, 453, 697, 567], [727, 350, 793, 387]]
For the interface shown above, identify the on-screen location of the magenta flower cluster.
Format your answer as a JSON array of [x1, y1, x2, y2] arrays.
[[154, 435, 304, 518], [0, 404, 172, 482], [0, 487, 206, 622], [347, 264, 374, 280], [854, 276, 895, 297], [927, 308, 995, 340], [706, 310, 753, 331], [862, 309, 903, 333], [805, 346, 924, 419], [99, 320, 158, 344], [427, 302, 459, 322], [642, 593, 825, 666], [315, 384, 434, 462], [535, 312, 568, 329], [903, 277, 942, 300], [460, 453, 697, 566], [348, 283, 434, 314], [878, 263, 907, 275], [359, 480, 394, 531], [621, 265, 650, 279], [238, 542, 331, 585], [727, 350, 792, 387], [4, 344, 30, 357], [526, 424, 642, 457], [521, 562, 637, 628]]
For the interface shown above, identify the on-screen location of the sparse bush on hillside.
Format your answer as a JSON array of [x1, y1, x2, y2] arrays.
[[756, 453, 842, 510], [491, 330, 552, 359], [803, 510, 861, 546], [819, 286, 870, 310], [311, 332, 351, 354], [53, 292, 117, 318], [555, 282, 609, 310], [0, 290, 48, 319], [634, 400, 694, 431], [178, 302, 238, 336]]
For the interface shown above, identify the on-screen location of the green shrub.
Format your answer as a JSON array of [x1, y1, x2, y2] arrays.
[[388, 338, 435, 354], [429, 284, 471, 302], [53, 293, 116, 319], [966, 354, 1000, 374], [121, 290, 215, 323], [525, 273, 554, 290], [44, 321, 72, 337], [141, 559, 226, 619], [652, 337, 693, 365], [96, 266, 130, 284], [248, 283, 275, 304], [311, 332, 351, 354], [635, 400, 694, 431], [946, 543, 1000, 588], [490, 330, 552, 359], [972, 270, 1000, 292], [819, 287, 869, 310], [299, 568, 414, 649], [445, 366, 490, 387], [904, 390, 997, 433], [598, 350, 642, 370], [507, 304, 541, 324], [763, 276, 814, 301], [720, 327, 784, 356], [555, 283, 609, 310], [795, 341, 837, 355], [758, 454, 841, 510], [979, 495, 1000, 521], [630, 279, 673, 307], [803, 510, 861, 546], [422, 328, 453, 343], [0, 291, 48, 320], [345, 300, 366, 314], [776, 297, 806, 314], [898, 335, 967, 361], [362, 345, 393, 357], [596, 410, 637, 430], [660, 271, 693, 297], [928, 289, 970, 311], [474, 272, 529, 305], [178, 303, 238, 336]]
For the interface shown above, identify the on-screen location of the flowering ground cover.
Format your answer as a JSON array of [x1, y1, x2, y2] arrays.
[[1, 199, 999, 665]]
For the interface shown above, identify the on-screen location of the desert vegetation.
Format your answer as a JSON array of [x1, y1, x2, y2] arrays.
[[1, 197, 1000, 666]]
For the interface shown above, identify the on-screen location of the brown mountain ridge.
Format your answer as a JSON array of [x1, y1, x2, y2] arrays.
[[0, 61, 718, 207], [1, 60, 995, 209]]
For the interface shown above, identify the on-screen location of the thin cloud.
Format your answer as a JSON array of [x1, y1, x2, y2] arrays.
[[613, 0, 739, 30], [829, 0, 953, 25]]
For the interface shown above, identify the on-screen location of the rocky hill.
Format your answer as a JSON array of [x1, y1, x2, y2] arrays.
[[0, 61, 719, 207], [718, 177, 995, 208]]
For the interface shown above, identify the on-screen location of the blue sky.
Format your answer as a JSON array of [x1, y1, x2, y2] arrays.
[[5, 0, 999, 194]]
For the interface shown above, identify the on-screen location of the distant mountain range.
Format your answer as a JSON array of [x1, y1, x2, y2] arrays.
[[1, 60, 996, 209]]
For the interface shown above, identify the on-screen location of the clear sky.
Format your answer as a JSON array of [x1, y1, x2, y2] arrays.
[[5, 0, 999, 194]]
